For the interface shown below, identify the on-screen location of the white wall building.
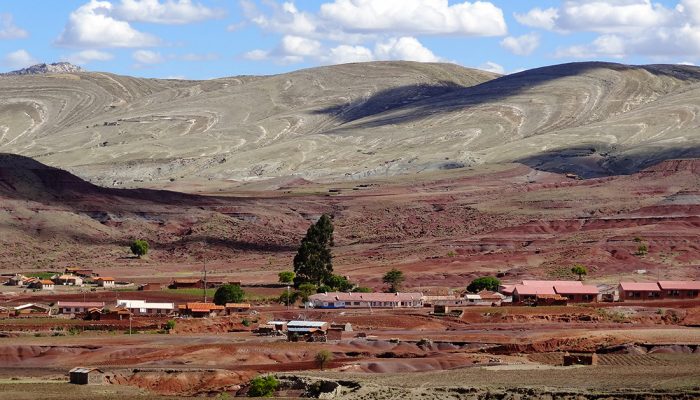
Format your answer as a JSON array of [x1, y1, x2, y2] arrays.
[[117, 300, 175, 316]]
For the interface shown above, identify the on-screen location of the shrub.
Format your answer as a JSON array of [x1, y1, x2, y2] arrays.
[[382, 268, 405, 293], [278, 271, 295, 284], [315, 350, 333, 370], [130, 239, 149, 258], [466, 276, 500, 293], [165, 320, 176, 331], [248, 375, 279, 397], [213, 284, 245, 305]]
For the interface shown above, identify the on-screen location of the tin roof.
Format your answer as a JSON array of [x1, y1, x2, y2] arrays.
[[309, 292, 423, 302], [95, 277, 114, 281], [69, 367, 103, 374], [554, 284, 599, 295], [513, 285, 556, 296], [117, 300, 174, 309], [287, 320, 328, 328], [57, 301, 105, 308], [39, 280, 54, 285], [619, 282, 661, 291], [657, 281, 700, 290], [225, 303, 251, 308], [522, 280, 583, 286]]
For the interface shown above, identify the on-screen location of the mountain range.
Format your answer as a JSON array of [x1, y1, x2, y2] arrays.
[[0, 61, 699, 188]]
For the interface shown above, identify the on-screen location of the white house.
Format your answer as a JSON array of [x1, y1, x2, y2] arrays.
[[95, 277, 115, 288], [116, 300, 175, 316], [56, 301, 105, 314]]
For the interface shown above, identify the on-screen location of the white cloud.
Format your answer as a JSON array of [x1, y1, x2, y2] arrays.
[[113, 0, 224, 24], [0, 13, 28, 40], [518, 1, 673, 34], [133, 49, 165, 64], [280, 35, 322, 57], [374, 37, 441, 62], [678, 60, 696, 65], [319, 0, 506, 36], [326, 44, 374, 64], [243, 49, 269, 61], [243, 0, 318, 36], [180, 52, 219, 62], [531, 1, 700, 60], [514, 7, 558, 30], [500, 33, 540, 56], [477, 61, 504, 74], [62, 50, 114, 65], [2, 49, 37, 69], [56, 0, 159, 48]]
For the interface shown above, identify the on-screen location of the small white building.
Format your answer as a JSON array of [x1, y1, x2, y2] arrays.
[[55, 275, 83, 286], [116, 300, 175, 316], [95, 277, 115, 288]]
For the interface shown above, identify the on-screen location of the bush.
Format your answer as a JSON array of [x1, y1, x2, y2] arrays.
[[297, 282, 317, 302], [316, 284, 332, 293], [278, 271, 295, 284], [352, 286, 373, 293], [165, 320, 176, 331], [278, 290, 299, 305], [636, 243, 648, 256], [248, 375, 279, 397], [214, 284, 245, 306], [241, 318, 251, 327], [130, 239, 149, 258], [466, 276, 501, 293]]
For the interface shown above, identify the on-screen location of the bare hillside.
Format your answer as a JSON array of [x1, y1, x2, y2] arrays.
[[0, 61, 698, 186]]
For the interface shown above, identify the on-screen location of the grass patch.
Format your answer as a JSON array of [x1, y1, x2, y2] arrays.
[[165, 288, 216, 297], [25, 271, 59, 280]]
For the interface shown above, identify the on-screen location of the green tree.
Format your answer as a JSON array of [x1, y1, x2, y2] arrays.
[[466, 276, 501, 293], [278, 271, 295, 284], [130, 239, 149, 258], [293, 214, 334, 286], [164, 320, 176, 331], [382, 268, 405, 293], [213, 284, 245, 305], [571, 264, 588, 281], [248, 375, 279, 397], [352, 286, 373, 293], [326, 274, 353, 291], [297, 282, 317, 302], [315, 350, 333, 370], [278, 290, 299, 305]]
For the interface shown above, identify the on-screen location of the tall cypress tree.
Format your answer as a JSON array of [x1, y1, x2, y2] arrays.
[[293, 214, 334, 286]]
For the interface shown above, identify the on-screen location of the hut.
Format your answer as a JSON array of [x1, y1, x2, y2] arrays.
[[69, 367, 105, 385], [225, 303, 252, 315], [95, 277, 115, 288]]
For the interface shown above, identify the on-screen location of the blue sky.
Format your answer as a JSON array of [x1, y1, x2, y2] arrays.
[[0, 1, 697, 79]]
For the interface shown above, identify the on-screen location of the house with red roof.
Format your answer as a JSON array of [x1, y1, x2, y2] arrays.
[[657, 281, 700, 300], [618, 282, 662, 301], [553, 284, 599, 303]]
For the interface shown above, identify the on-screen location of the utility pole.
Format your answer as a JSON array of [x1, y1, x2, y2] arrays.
[[203, 241, 208, 303], [286, 285, 290, 310]]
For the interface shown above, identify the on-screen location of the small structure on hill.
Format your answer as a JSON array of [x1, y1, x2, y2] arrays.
[[95, 277, 115, 288], [177, 302, 224, 317], [69, 367, 105, 385], [14, 303, 51, 316], [54, 275, 83, 286], [65, 268, 95, 278], [225, 303, 252, 314], [286, 320, 329, 342], [138, 283, 162, 291]]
